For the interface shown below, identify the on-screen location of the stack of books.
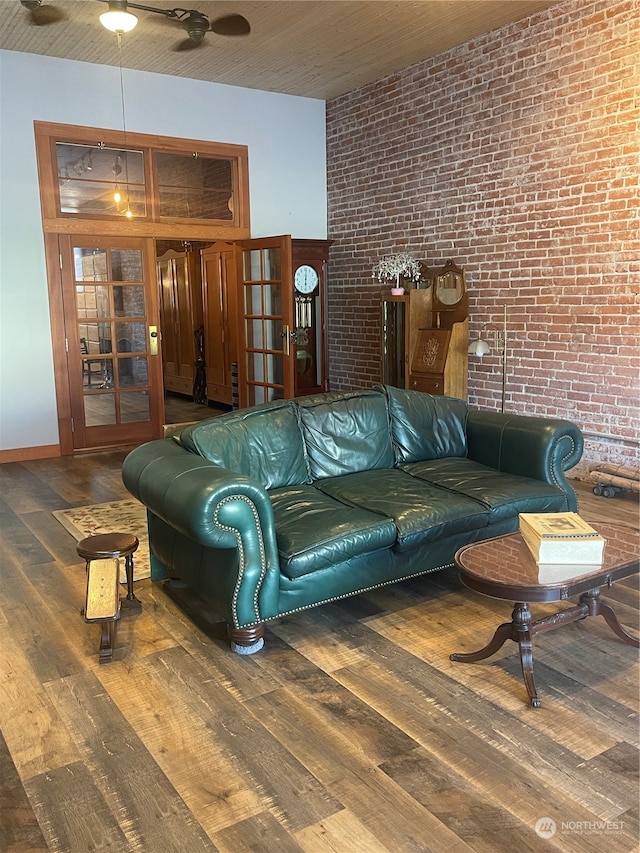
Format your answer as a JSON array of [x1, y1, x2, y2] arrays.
[[518, 512, 606, 582]]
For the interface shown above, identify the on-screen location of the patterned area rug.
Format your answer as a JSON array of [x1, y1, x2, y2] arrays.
[[53, 498, 150, 582]]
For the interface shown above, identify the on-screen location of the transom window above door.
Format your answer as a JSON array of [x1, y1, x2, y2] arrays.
[[155, 151, 234, 221], [36, 121, 250, 240], [57, 143, 146, 218]]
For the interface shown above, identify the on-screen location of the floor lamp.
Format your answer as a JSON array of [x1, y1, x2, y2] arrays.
[[468, 306, 508, 412]]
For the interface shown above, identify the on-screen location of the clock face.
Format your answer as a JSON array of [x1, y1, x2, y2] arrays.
[[294, 264, 319, 294]]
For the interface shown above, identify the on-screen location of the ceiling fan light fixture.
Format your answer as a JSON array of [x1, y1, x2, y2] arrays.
[[99, 0, 138, 34]]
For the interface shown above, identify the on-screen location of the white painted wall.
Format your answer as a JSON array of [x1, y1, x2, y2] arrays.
[[0, 50, 326, 452]]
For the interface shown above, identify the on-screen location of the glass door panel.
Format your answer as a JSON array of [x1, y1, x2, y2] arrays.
[[63, 236, 162, 449], [121, 392, 151, 423], [85, 394, 116, 427], [237, 237, 294, 407], [114, 285, 145, 316]]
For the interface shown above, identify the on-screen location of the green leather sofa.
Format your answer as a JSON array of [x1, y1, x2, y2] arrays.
[[122, 386, 583, 653]]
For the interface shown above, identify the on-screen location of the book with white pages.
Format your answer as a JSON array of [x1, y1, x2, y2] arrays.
[[519, 521, 606, 565], [519, 511, 601, 540]]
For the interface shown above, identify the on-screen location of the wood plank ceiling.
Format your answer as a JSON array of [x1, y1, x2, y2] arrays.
[[1, 0, 561, 99]]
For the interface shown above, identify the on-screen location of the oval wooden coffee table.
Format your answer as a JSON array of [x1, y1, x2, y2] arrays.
[[450, 522, 639, 707]]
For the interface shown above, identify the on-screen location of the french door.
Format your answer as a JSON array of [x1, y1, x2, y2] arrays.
[[59, 235, 163, 450], [236, 236, 296, 407]]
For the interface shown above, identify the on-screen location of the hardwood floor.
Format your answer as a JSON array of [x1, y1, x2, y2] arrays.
[[1, 452, 638, 853], [164, 391, 231, 425]]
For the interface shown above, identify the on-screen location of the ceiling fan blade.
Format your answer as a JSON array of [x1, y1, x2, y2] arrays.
[[210, 14, 250, 37], [172, 38, 205, 52], [22, 1, 65, 26]]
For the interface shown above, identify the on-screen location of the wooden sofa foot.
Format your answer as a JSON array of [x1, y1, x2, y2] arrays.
[[228, 623, 265, 655]]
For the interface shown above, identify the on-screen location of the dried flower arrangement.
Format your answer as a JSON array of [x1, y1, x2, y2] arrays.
[[372, 253, 423, 287]]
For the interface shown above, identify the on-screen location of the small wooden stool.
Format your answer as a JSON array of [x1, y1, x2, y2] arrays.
[[77, 532, 141, 663]]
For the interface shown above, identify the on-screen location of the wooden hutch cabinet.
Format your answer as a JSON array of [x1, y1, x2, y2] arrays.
[[381, 260, 468, 400]]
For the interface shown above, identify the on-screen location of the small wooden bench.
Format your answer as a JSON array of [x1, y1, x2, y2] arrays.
[[84, 557, 121, 663]]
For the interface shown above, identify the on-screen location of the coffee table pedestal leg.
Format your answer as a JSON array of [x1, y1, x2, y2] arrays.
[[451, 586, 639, 707], [580, 588, 639, 647], [450, 602, 541, 707], [512, 603, 540, 707]]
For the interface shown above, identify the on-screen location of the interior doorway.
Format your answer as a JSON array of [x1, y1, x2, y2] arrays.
[[155, 238, 235, 427], [35, 121, 252, 454], [51, 232, 233, 454]]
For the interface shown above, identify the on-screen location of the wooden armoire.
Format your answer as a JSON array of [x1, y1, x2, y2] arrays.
[[200, 241, 238, 406], [157, 246, 204, 397]]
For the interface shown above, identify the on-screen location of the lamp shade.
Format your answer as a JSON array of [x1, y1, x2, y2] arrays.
[[468, 338, 490, 357], [100, 1, 138, 33]]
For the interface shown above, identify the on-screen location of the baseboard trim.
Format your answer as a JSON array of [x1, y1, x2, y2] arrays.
[[0, 444, 60, 463]]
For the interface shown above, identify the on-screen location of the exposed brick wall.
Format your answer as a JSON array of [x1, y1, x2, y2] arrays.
[[326, 0, 639, 478]]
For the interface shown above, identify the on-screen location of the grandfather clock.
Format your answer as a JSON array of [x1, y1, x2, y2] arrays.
[[291, 239, 333, 396]]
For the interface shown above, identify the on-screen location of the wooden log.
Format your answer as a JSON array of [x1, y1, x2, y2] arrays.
[[588, 463, 640, 481]]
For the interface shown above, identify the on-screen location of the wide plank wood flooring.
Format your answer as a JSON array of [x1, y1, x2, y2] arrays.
[[0, 450, 638, 852]]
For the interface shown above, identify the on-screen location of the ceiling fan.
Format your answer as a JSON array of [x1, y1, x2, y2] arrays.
[[19, 1, 251, 50], [19, 1, 65, 25]]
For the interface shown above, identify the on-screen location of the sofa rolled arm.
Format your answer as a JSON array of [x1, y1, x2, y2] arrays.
[[123, 440, 274, 544], [122, 440, 282, 620], [466, 410, 583, 507]]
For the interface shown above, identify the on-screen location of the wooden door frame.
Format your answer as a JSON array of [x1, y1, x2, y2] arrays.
[[44, 232, 74, 455], [48, 233, 165, 453]]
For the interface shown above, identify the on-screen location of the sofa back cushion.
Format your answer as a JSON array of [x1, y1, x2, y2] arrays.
[[297, 390, 394, 480], [179, 400, 308, 489], [380, 385, 468, 464]]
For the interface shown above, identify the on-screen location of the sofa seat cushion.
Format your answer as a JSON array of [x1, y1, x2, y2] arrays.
[[270, 485, 397, 579], [297, 390, 394, 480], [316, 469, 489, 554], [403, 458, 569, 522], [179, 400, 308, 490]]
